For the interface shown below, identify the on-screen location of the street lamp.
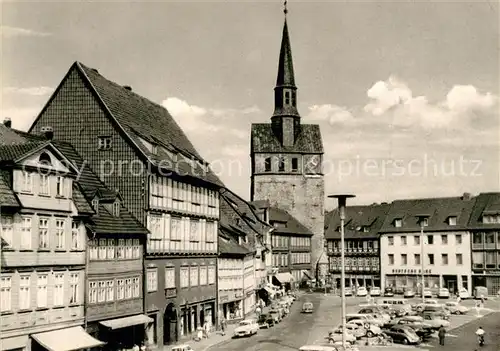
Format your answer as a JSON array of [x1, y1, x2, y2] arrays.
[[329, 194, 355, 349], [416, 214, 430, 304]]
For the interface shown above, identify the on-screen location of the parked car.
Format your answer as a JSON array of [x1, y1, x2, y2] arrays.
[[326, 327, 357, 344], [422, 288, 433, 298], [344, 287, 353, 296], [346, 313, 383, 327], [302, 302, 314, 313], [357, 307, 391, 323], [403, 289, 415, 298], [331, 323, 366, 339], [233, 319, 259, 337], [278, 302, 290, 314], [171, 345, 194, 351], [444, 302, 469, 315], [269, 309, 282, 323], [387, 316, 433, 339], [384, 287, 394, 297], [346, 319, 382, 338], [257, 314, 275, 328], [357, 287, 368, 297], [438, 288, 450, 299], [383, 326, 421, 345], [474, 286, 488, 300], [370, 287, 381, 296], [458, 287, 470, 299], [422, 313, 450, 330], [395, 286, 405, 295], [422, 305, 450, 318]]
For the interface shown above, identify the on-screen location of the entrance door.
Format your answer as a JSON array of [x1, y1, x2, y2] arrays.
[[163, 303, 178, 345]]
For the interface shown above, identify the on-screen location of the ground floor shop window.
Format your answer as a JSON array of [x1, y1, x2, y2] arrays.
[[222, 300, 243, 320]]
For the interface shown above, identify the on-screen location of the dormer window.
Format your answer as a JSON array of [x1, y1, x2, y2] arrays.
[[362, 226, 369, 233], [39, 152, 52, 166], [113, 201, 120, 217], [421, 218, 429, 227], [448, 216, 457, 226], [394, 219, 402, 228], [92, 198, 99, 214]]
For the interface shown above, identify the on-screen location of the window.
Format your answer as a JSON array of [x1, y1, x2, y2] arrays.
[[428, 254, 435, 265], [40, 174, 49, 195], [388, 254, 394, 265], [171, 217, 182, 241], [1, 276, 12, 312], [98, 239, 107, 260], [442, 254, 448, 265], [180, 267, 189, 288], [414, 254, 421, 265], [132, 239, 140, 258], [56, 176, 64, 197], [98, 136, 112, 150], [401, 254, 407, 265], [88, 282, 97, 303], [117, 279, 125, 300], [113, 201, 120, 217], [107, 239, 115, 259], [125, 278, 132, 299], [147, 268, 158, 292], [208, 265, 216, 284], [441, 235, 448, 245], [291, 90, 297, 106], [38, 218, 49, 249], [456, 254, 463, 265], [71, 221, 80, 250], [200, 266, 207, 285], [92, 198, 99, 213], [117, 239, 125, 259], [421, 218, 429, 227], [55, 219, 65, 250], [264, 157, 271, 172], [472, 252, 484, 268], [132, 277, 140, 298], [291, 158, 298, 172], [401, 236, 407, 245], [190, 220, 200, 242], [448, 216, 457, 226], [388, 236, 394, 246], [165, 268, 175, 289], [21, 171, 33, 193], [69, 273, 79, 304], [473, 232, 483, 244], [19, 275, 31, 310], [37, 274, 48, 308], [278, 157, 285, 172], [190, 266, 199, 287], [98, 281, 106, 302], [206, 221, 215, 242], [1, 216, 13, 248], [455, 234, 462, 244], [39, 152, 52, 166], [427, 235, 433, 245], [394, 219, 402, 228], [125, 239, 133, 259], [284, 91, 290, 105], [414, 235, 420, 245], [54, 273, 64, 306]]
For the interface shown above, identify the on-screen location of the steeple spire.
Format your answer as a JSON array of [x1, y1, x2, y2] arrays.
[[276, 7, 296, 89]]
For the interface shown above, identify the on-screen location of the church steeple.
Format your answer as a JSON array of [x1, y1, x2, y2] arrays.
[[272, 2, 301, 147]]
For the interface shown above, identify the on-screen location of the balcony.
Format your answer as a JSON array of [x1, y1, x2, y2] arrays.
[[165, 288, 177, 298]]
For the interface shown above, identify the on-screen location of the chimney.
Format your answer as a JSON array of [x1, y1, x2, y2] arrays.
[[462, 192, 472, 201], [41, 126, 54, 140], [123, 86, 132, 91], [3, 117, 12, 128]]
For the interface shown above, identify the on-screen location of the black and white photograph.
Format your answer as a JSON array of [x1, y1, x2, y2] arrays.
[[1, 1, 499, 351]]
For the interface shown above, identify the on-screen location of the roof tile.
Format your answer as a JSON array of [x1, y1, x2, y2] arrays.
[[251, 124, 323, 154]]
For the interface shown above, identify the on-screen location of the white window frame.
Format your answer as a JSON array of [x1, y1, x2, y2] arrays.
[[132, 239, 140, 258], [38, 218, 49, 249], [206, 221, 215, 242], [190, 266, 199, 287], [1, 215, 14, 248], [39, 174, 50, 195], [106, 280, 114, 302], [88, 281, 97, 304], [132, 277, 140, 298], [107, 239, 115, 259], [21, 171, 33, 193], [71, 221, 80, 250], [98, 239, 107, 260], [89, 239, 98, 260], [117, 279, 125, 300], [180, 266, 189, 288], [37, 274, 48, 308], [165, 267, 175, 289], [208, 265, 216, 285], [0, 276, 12, 312], [97, 281, 106, 303], [117, 239, 125, 259], [69, 273, 79, 304], [125, 239, 133, 259], [55, 219, 65, 250], [56, 176, 64, 197], [54, 273, 64, 306], [147, 268, 158, 292], [19, 275, 31, 310], [125, 278, 132, 299]]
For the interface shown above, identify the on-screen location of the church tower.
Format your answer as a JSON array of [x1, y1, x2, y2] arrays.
[[250, 6, 325, 276]]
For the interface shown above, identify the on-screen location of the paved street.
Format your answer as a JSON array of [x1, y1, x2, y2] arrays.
[[204, 294, 500, 351]]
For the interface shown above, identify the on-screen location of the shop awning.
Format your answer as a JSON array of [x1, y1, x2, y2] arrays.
[[99, 314, 153, 330], [32, 326, 105, 351], [275, 272, 295, 284], [262, 286, 275, 295], [2, 335, 29, 350]]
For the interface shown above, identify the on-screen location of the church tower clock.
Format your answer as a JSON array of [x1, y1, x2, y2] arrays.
[[250, 7, 325, 276]]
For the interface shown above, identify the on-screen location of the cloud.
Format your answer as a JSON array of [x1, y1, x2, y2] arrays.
[[4, 86, 54, 96], [1, 26, 51, 38], [1, 107, 41, 131], [306, 104, 356, 126], [445, 85, 496, 112]]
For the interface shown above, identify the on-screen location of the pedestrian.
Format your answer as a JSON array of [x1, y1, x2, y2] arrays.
[[438, 325, 446, 346], [220, 318, 226, 336], [255, 305, 262, 317]]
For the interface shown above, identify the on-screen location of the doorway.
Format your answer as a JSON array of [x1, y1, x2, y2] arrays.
[[163, 303, 178, 345]]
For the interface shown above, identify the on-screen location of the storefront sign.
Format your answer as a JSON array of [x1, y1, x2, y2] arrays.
[[220, 295, 229, 302], [235, 292, 243, 298], [391, 268, 431, 274]]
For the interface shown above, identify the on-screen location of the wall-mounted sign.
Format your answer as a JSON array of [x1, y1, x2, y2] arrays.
[[391, 268, 431, 274], [220, 295, 229, 302]]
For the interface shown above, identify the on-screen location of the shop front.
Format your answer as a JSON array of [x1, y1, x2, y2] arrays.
[[31, 326, 105, 351], [178, 301, 216, 339], [273, 272, 295, 291], [218, 290, 244, 322]]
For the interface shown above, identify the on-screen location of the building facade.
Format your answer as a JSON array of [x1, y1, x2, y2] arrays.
[[468, 192, 500, 295], [28, 62, 223, 346], [325, 204, 388, 289], [250, 13, 325, 276], [0, 124, 103, 351], [379, 195, 475, 295]]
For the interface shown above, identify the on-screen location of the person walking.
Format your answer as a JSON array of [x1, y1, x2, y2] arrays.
[[438, 325, 446, 346], [255, 305, 262, 318], [220, 318, 226, 336]]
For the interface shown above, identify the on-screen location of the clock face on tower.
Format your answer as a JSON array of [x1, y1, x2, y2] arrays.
[[305, 155, 321, 174]]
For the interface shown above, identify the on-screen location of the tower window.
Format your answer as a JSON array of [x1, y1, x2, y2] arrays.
[[264, 157, 272, 172], [278, 157, 285, 172], [284, 91, 290, 105], [291, 158, 298, 172], [291, 91, 296, 107]]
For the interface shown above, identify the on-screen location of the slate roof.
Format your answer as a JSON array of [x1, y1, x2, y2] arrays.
[[249, 200, 270, 209], [73, 63, 223, 188], [268, 207, 313, 236], [380, 195, 477, 233], [0, 172, 20, 207], [468, 192, 500, 230], [218, 224, 251, 256], [251, 124, 323, 154], [324, 204, 391, 240], [0, 124, 32, 145]]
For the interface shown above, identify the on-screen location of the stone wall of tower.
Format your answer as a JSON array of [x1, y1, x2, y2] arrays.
[[252, 174, 325, 274]]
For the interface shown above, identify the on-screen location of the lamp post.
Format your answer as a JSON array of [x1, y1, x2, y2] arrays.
[[417, 215, 429, 304], [329, 194, 355, 349]]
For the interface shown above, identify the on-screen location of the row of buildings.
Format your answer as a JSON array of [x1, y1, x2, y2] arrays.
[[0, 12, 325, 351], [325, 193, 500, 296]]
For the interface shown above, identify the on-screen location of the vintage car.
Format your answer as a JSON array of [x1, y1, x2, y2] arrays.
[[257, 313, 275, 328], [444, 301, 469, 315], [326, 327, 357, 344], [171, 345, 194, 351], [302, 302, 314, 313], [346, 313, 383, 327], [346, 319, 382, 337], [357, 307, 391, 323], [370, 287, 381, 296], [356, 287, 368, 297], [422, 304, 450, 318], [422, 288, 433, 298], [458, 287, 470, 299], [403, 289, 416, 298], [422, 313, 450, 330], [382, 326, 421, 345], [437, 288, 450, 299], [384, 287, 394, 297], [388, 316, 433, 339], [233, 319, 259, 337], [268, 309, 282, 323], [344, 287, 353, 296], [330, 323, 366, 339]]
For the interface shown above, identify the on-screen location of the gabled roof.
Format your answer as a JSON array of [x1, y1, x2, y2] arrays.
[[468, 192, 500, 230], [218, 225, 250, 256], [380, 195, 477, 233], [251, 124, 323, 154], [325, 203, 391, 240], [269, 207, 313, 236]]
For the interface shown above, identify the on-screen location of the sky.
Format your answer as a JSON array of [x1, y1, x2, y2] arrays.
[[1, 0, 499, 209]]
